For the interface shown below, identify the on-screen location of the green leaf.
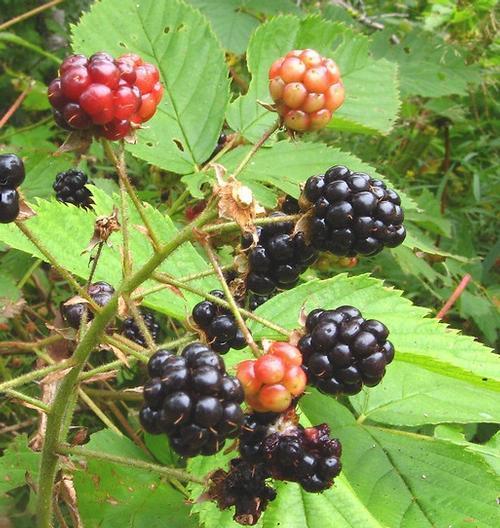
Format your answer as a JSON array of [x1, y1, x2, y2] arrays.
[[0, 187, 218, 320], [249, 274, 498, 380], [213, 140, 417, 210], [73, 430, 194, 527], [350, 362, 500, 426], [0, 435, 39, 496], [72, 0, 230, 173], [226, 16, 400, 141], [301, 395, 500, 528], [371, 29, 481, 98]]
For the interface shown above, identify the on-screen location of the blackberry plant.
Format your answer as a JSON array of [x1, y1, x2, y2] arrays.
[[0, 2, 495, 528]]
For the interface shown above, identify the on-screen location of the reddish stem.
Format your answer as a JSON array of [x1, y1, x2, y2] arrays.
[[436, 274, 472, 320], [0, 86, 32, 129]]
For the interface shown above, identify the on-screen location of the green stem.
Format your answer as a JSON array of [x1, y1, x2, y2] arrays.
[[202, 213, 300, 235], [78, 388, 123, 436], [83, 388, 143, 401], [0, 333, 63, 353], [36, 202, 217, 527], [5, 389, 51, 413], [201, 239, 261, 357], [102, 140, 162, 251], [17, 258, 42, 288], [0, 360, 73, 393], [56, 443, 206, 484], [153, 272, 292, 338]]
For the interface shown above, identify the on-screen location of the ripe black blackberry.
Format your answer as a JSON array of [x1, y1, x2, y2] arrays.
[[299, 165, 405, 256], [61, 281, 115, 328], [208, 458, 276, 525], [239, 412, 342, 493], [192, 290, 247, 353], [0, 154, 24, 224], [122, 309, 160, 347], [242, 213, 317, 296], [53, 169, 93, 208], [298, 305, 395, 395], [140, 343, 245, 457]]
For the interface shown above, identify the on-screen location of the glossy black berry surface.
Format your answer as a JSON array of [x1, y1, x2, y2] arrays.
[[300, 165, 406, 256], [243, 212, 317, 296], [299, 306, 395, 395], [61, 281, 115, 328], [0, 188, 20, 224], [140, 342, 245, 457], [53, 169, 93, 208], [0, 154, 25, 188], [191, 291, 248, 353]]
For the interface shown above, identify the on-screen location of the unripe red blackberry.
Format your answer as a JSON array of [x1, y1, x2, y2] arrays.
[[48, 52, 163, 140], [61, 281, 115, 328], [53, 169, 93, 208], [239, 412, 342, 493], [298, 306, 395, 395], [299, 165, 406, 256], [269, 49, 344, 132], [140, 342, 245, 457], [192, 291, 247, 353], [122, 309, 160, 347], [242, 213, 317, 297]]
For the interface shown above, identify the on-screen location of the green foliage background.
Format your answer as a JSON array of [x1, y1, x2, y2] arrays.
[[0, 0, 498, 527]]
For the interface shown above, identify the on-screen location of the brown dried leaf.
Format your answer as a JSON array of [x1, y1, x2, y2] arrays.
[[80, 371, 118, 384], [17, 194, 36, 221], [257, 99, 278, 113], [70, 428, 89, 446], [215, 176, 263, 235], [289, 329, 303, 347], [40, 367, 72, 385], [108, 343, 130, 368], [0, 297, 25, 320], [54, 131, 93, 157], [293, 211, 314, 245], [82, 209, 120, 254]]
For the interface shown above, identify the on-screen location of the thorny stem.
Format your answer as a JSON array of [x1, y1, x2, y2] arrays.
[[201, 239, 261, 357], [56, 443, 206, 484], [0, 360, 73, 393], [86, 241, 104, 287], [231, 118, 281, 179], [153, 272, 292, 338], [104, 334, 149, 364], [15, 220, 99, 311], [124, 297, 156, 351], [0, 334, 63, 354], [78, 388, 123, 436], [83, 387, 143, 401], [202, 213, 300, 235], [436, 274, 472, 320], [5, 389, 51, 413], [36, 201, 217, 527], [102, 140, 162, 251]]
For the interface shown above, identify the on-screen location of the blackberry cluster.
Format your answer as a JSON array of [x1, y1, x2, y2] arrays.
[[239, 413, 342, 493], [0, 154, 24, 224], [299, 306, 395, 395], [192, 290, 247, 354], [242, 213, 317, 296], [300, 165, 406, 256], [122, 309, 160, 347], [140, 343, 245, 456], [53, 169, 93, 208], [61, 281, 114, 328], [208, 459, 276, 525]]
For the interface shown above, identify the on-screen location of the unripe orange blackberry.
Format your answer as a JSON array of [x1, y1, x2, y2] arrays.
[[268, 49, 344, 132]]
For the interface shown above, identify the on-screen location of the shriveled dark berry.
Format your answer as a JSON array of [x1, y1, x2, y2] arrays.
[[61, 281, 114, 328], [53, 169, 93, 208], [122, 309, 160, 347]]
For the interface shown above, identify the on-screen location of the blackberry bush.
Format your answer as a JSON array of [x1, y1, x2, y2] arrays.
[[53, 169, 93, 208], [242, 213, 317, 296], [298, 305, 395, 395], [140, 343, 245, 456], [299, 165, 406, 256]]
